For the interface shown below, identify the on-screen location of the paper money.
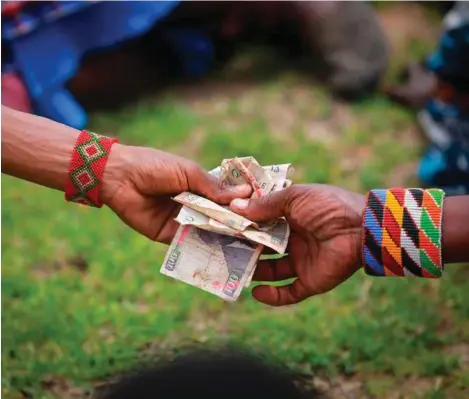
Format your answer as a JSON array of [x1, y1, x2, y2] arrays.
[[221, 157, 275, 198], [174, 204, 290, 254], [173, 192, 258, 231], [265, 164, 294, 192], [161, 225, 262, 301], [173, 203, 288, 290], [160, 157, 293, 301]]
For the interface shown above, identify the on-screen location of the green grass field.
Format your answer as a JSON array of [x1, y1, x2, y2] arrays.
[[2, 4, 469, 398]]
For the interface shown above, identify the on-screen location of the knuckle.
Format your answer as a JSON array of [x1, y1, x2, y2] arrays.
[[257, 196, 271, 208], [184, 162, 213, 193], [174, 164, 190, 190], [186, 161, 203, 178], [282, 186, 300, 213]]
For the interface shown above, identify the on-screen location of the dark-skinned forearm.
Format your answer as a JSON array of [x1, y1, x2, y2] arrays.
[[2, 106, 79, 191], [1, 106, 126, 202], [442, 195, 469, 263]]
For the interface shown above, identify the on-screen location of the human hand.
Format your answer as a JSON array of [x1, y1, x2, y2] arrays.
[[101, 144, 251, 244], [230, 184, 365, 306]]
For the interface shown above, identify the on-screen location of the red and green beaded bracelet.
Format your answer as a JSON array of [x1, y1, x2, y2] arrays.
[[65, 130, 119, 208]]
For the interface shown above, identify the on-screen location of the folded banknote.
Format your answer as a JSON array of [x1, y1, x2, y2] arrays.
[[160, 157, 293, 301]]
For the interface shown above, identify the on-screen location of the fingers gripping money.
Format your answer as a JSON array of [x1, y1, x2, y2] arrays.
[[160, 157, 293, 301]]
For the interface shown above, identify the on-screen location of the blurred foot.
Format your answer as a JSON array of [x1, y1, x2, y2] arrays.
[[294, 1, 389, 98], [386, 62, 437, 109]]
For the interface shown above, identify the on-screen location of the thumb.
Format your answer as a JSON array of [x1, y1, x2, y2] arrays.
[[186, 164, 252, 204], [229, 189, 292, 222]]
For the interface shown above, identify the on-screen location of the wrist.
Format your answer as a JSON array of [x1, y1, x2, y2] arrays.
[[100, 143, 132, 206], [442, 195, 469, 263], [2, 107, 79, 192], [353, 194, 366, 271]]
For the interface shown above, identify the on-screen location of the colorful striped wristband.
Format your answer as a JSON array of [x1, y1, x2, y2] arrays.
[[362, 188, 445, 278], [65, 130, 119, 208]]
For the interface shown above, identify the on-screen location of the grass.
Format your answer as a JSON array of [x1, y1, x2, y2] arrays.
[[2, 3, 469, 398]]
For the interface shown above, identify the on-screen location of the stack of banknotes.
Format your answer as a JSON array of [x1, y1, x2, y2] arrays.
[[160, 157, 293, 301]]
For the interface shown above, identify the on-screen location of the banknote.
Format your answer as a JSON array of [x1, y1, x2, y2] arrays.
[[174, 205, 290, 254], [173, 160, 290, 253], [221, 157, 275, 198], [221, 159, 292, 287], [264, 164, 294, 192], [173, 192, 258, 231], [161, 225, 262, 301], [161, 157, 293, 301]]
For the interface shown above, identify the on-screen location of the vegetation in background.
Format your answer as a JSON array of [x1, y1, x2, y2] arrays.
[[2, 3, 468, 398]]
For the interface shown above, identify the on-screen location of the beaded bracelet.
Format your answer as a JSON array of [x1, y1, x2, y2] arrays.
[[65, 130, 119, 208], [362, 188, 445, 278]]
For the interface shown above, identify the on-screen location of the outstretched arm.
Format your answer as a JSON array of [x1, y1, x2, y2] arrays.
[[2, 106, 250, 243], [230, 185, 469, 306], [2, 105, 87, 194]]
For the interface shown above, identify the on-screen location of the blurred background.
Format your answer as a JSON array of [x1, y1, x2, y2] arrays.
[[2, 1, 469, 398]]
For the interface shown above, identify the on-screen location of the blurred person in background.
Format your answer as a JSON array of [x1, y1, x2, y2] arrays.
[[97, 348, 315, 399], [171, 1, 389, 97], [388, 2, 469, 195], [2, 1, 388, 128]]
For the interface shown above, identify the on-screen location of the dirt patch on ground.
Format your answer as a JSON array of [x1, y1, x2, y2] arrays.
[[183, 128, 207, 159], [444, 344, 469, 368], [40, 375, 85, 399], [384, 161, 419, 187], [377, 3, 440, 58]]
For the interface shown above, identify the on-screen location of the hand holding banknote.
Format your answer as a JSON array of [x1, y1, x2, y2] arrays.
[[161, 157, 293, 301], [103, 146, 251, 244], [230, 184, 365, 306]]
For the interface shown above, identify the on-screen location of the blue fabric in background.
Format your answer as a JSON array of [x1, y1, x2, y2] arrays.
[[419, 4, 469, 195], [2, 1, 187, 128]]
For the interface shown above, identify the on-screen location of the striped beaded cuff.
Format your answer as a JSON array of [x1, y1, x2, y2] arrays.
[[362, 188, 445, 278], [65, 130, 119, 208]]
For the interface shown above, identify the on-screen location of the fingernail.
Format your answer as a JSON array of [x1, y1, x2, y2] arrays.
[[232, 198, 249, 210]]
